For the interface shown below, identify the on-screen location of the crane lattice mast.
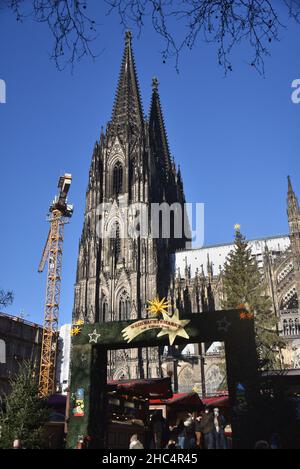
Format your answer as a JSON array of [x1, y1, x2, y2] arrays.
[[38, 174, 73, 397]]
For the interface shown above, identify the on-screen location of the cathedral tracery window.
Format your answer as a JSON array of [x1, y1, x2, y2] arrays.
[[277, 263, 294, 283], [112, 161, 123, 196], [110, 221, 121, 263], [205, 365, 224, 396], [113, 367, 128, 381], [102, 296, 108, 322], [178, 366, 194, 393], [280, 288, 299, 310], [119, 290, 130, 320]]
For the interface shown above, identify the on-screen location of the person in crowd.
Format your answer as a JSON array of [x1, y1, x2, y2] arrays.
[[166, 439, 178, 449], [183, 414, 196, 449], [12, 439, 22, 449], [213, 407, 227, 449], [175, 419, 186, 449], [194, 414, 203, 449], [150, 411, 165, 449], [162, 415, 170, 448], [129, 434, 144, 449], [144, 414, 154, 449], [199, 407, 215, 449]]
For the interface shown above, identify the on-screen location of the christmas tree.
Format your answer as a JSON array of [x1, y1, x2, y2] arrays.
[[0, 361, 50, 448], [222, 225, 284, 368]]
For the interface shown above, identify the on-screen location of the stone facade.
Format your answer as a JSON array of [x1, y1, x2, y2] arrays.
[[0, 312, 43, 395], [73, 33, 187, 380], [174, 177, 300, 394]]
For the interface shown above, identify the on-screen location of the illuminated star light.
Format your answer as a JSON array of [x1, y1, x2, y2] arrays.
[[147, 297, 170, 316], [88, 329, 101, 343], [157, 309, 190, 345]]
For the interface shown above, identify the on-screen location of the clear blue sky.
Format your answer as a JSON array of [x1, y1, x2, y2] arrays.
[[0, 5, 299, 325]]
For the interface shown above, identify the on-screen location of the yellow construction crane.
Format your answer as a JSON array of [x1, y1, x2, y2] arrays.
[[38, 174, 73, 397]]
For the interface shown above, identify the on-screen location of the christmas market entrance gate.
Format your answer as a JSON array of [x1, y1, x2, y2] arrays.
[[67, 309, 258, 449]]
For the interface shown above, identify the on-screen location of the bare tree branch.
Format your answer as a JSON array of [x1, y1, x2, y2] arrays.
[[3, 0, 300, 72], [0, 289, 14, 309], [106, 0, 300, 74], [3, 0, 99, 70]]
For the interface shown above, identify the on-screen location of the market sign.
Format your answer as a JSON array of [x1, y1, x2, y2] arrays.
[[122, 309, 190, 345]]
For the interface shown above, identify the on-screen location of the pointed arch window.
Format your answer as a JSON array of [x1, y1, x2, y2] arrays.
[[102, 296, 108, 322], [119, 290, 130, 320], [113, 161, 123, 196], [110, 221, 121, 263]]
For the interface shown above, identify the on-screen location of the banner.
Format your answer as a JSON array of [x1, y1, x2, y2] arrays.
[[122, 310, 190, 346]]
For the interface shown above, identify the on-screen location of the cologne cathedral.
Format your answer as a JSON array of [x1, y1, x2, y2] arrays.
[[73, 32, 187, 380]]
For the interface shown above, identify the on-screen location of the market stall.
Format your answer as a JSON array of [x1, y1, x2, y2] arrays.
[[149, 392, 204, 425], [106, 377, 173, 449]]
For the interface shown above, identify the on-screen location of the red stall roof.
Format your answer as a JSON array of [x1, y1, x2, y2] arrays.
[[107, 377, 173, 399], [150, 392, 204, 410], [202, 395, 229, 408]]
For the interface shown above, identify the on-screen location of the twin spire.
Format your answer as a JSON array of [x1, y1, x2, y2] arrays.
[[111, 34, 169, 147], [111, 32, 173, 177], [111, 31, 144, 131], [149, 76, 172, 173]]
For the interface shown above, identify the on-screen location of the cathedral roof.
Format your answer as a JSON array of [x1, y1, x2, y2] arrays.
[[176, 234, 290, 277], [111, 32, 144, 134]]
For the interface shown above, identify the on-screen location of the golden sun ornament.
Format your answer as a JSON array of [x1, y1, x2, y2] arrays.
[[71, 326, 82, 336], [147, 297, 170, 316], [75, 319, 84, 326]]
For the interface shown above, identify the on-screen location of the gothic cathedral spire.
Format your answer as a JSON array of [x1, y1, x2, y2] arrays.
[[287, 176, 300, 306], [149, 76, 172, 176], [110, 31, 144, 139], [287, 176, 300, 243]]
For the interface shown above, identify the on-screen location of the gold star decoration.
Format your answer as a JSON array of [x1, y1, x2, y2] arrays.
[[157, 309, 190, 345], [75, 319, 84, 326], [147, 297, 170, 317], [234, 223, 241, 231], [71, 326, 82, 336]]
